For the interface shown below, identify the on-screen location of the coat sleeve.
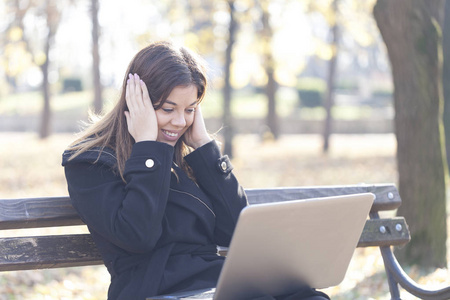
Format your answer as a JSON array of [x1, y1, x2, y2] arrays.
[[63, 141, 174, 253], [184, 140, 248, 247]]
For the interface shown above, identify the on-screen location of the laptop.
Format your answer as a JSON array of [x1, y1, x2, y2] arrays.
[[148, 193, 375, 300]]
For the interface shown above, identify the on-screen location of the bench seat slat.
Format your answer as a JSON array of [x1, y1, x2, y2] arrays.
[[359, 218, 410, 247], [0, 184, 401, 230], [0, 218, 409, 272]]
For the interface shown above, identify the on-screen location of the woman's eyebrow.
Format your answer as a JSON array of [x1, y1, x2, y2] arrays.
[[164, 100, 198, 106]]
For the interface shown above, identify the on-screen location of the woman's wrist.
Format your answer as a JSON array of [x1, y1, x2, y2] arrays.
[[134, 135, 157, 143], [192, 136, 212, 149]]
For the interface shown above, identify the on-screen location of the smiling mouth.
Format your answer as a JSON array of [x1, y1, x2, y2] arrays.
[[162, 130, 179, 138]]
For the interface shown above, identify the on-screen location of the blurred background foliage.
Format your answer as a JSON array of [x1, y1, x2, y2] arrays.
[[0, 0, 392, 135]]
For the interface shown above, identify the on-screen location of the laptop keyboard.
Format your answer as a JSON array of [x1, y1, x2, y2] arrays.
[[179, 289, 215, 299]]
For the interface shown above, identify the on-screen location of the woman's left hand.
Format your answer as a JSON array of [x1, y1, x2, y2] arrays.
[[184, 105, 212, 149]]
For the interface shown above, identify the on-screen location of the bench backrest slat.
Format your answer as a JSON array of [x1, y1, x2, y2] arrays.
[[0, 196, 84, 229], [0, 184, 401, 230], [245, 184, 400, 211]]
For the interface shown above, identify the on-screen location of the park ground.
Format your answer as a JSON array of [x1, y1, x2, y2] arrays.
[[0, 132, 449, 299]]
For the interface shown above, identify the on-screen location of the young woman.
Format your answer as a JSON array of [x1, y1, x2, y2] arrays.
[[62, 42, 329, 300]]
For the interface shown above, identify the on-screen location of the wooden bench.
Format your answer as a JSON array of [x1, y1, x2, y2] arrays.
[[1, 183, 449, 299]]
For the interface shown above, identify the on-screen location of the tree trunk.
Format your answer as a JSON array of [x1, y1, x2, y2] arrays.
[[261, 2, 278, 139], [91, 0, 103, 114], [374, 0, 448, 269], [323, 0, 339, 153], [39, 0, 60, 139], [39, 1, 56, 139], [39, 37, 51, 139], [266, 66, 278, 140], [222, 0, 237, 157], [443, 0, 450, 169]]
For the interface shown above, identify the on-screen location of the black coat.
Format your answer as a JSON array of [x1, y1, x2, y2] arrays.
[[62, 140, 248, 300]]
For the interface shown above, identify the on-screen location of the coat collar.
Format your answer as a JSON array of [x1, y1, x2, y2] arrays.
[[62, 147, 117, 169]]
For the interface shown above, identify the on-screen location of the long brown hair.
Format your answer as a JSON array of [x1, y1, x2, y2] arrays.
[[67, 41, 208, 181]]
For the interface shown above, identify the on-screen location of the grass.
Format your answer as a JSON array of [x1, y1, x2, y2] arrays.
[[0, 132, 449, 299]]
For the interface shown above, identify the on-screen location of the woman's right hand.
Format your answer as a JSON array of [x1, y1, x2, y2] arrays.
[[124, 73, 158, 143]]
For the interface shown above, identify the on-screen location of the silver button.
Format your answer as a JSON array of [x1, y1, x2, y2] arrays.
[[145, 159, 155, 168], [221, 161, 227, 171]]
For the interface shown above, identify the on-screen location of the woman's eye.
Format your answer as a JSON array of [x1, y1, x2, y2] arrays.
[[162, 108, 173, 113], [186, 108, 196, 113]]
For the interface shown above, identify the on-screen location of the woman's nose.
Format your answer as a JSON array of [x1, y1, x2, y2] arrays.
[[171, 112, 186, 127]]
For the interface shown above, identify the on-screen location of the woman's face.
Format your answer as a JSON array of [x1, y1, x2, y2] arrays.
[[155, 85, 198, 146]]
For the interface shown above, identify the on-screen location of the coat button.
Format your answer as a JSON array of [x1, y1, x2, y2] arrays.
[[220, 161, 227, 171], [145, 159, 155, 168]]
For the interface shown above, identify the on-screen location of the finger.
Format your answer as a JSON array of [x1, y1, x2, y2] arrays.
[[129, 74, 143, 112], [195, 105, 202, 117], [139, 80, 153, 108], [124, 110, 131, 129], [125, 76, 137, 114], [125, 77, 131, 109], [133, 73, 144, 108], [194, 105, 204, 125], [124, 111, 135, 138]]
